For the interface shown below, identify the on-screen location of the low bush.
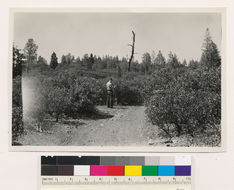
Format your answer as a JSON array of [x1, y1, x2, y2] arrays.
[[95, 74, 146, 106], [146, 66, 221, 140], [69, 77, 105, 116], [115, 80, 143, 105], [143, 66, 187, 104], [114, 74, 146, 105], [28, 73, 106, 122]]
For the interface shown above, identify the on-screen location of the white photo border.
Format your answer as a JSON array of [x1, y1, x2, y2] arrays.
[[8, 7, 226, 152]]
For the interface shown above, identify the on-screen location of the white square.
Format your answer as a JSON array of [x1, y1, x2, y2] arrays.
[[175, 156, 192, 165], [74, 165, 90, 176]]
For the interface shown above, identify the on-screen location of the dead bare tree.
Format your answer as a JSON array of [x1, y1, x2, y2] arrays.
[[128, 31, 135, 72]]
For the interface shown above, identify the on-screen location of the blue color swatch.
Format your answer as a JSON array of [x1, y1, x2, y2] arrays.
[[158, 166, 175, 176]]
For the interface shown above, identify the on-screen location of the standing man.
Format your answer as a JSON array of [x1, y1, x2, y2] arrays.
[[106, 78, 114, 108]]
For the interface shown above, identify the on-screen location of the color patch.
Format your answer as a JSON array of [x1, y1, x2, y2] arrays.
[[114, 157, 130, 165], [41, 156, 57, 165], [159, 157, 175, 165], [107, 166, 124, 176], [90, 165, 107, 176], [142, 166, 158, 176], [129, 157, 145, 165], [74, 165, 90, 176], [158, 166, 175, 176], [100, 157, 116, 165], [58, 165, 74, 176], [57, 156, 100, 165], [125, 166, 142, 176], [145, 157, 160, 165], [175, 156, 191, 166], [175, 166, 191, 176], [41, 166, 58, 176]]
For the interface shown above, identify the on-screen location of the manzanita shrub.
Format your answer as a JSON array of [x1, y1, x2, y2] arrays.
[[146, 65, 221, 144]]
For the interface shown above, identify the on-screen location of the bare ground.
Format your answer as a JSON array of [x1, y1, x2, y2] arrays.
[[17, 106, 167, 146]]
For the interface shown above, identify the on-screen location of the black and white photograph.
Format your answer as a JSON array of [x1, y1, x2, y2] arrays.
[[10, 8, 225, 151]]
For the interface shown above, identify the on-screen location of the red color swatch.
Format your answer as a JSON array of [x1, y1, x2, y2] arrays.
[[107, 166, 124, 176]]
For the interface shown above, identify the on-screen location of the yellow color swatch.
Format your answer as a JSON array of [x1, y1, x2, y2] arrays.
[[125, 166, 142, 176]]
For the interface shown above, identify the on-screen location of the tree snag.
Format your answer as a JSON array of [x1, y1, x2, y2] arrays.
[[128, 31, 135, 72]]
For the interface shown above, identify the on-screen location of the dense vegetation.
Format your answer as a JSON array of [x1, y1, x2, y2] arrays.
[[12, 29, 221, 146], [145, 30, 221, 146], [12, 47, 24, 142]]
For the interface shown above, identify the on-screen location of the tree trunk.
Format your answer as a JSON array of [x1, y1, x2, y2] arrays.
[[128, 31, 135, 72], [56, 114, 59, 122], [176, 124, 182, 137]]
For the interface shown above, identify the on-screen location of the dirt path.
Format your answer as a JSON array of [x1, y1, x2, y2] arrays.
[[71, 106, 148, 146], [18, 106, 165, 146]]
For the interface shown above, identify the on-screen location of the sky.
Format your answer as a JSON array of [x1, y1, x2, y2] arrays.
[[13, 12, 222, 63]]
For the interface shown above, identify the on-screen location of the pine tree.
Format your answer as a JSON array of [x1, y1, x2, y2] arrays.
[[154, 50, 166, 66], [182, 59, 187, 66], [167, 52, 180, 68], [61, 55, 67, 64], [23, 38, 38, 72], [200, 28, 221, 68], [117, 65, 122, 78], [37, 56, 47, 65], [142, 52, 151, 74], [50, 52, 58, 69], [88, 53, 94, 70], [13, 46, 25, 78], [189, 59, 199, 69]]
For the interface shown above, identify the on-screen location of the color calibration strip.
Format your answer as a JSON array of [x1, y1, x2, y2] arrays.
[[41, 156, 191, 177]]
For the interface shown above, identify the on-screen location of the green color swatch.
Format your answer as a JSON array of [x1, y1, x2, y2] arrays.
[[142, 166, 158, 176]]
